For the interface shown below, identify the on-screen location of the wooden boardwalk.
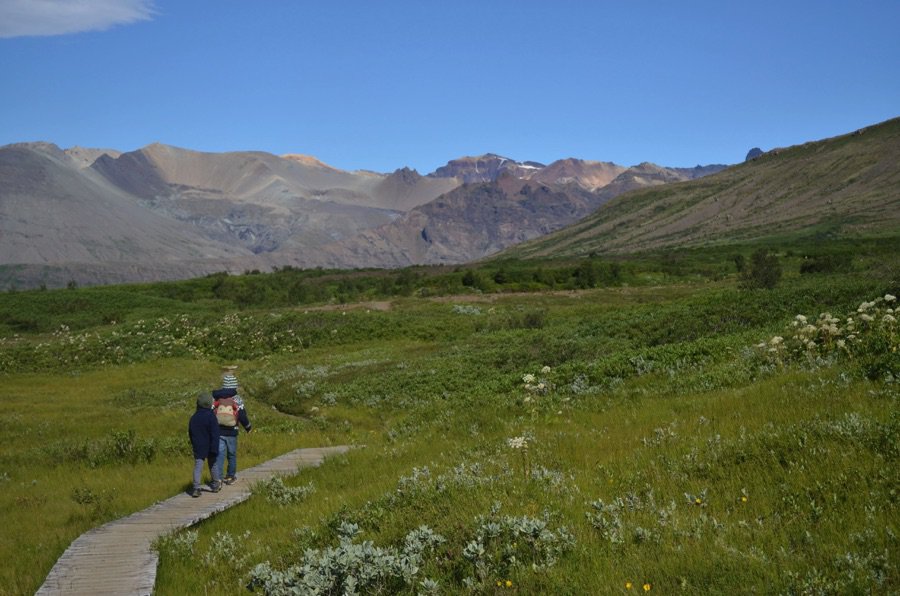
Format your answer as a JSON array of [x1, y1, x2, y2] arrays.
[[37, 445, 351, 596]]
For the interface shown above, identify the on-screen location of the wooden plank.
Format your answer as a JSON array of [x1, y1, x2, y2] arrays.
[[36, 445, 350, 595]]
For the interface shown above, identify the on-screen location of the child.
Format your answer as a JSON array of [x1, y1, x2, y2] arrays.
[[188, 393, 222, 497], [213, 368, 252, 485], [221, 366, 243, 409]]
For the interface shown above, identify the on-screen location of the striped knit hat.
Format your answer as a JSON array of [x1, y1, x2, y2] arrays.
[[222, 373, 238, 389]]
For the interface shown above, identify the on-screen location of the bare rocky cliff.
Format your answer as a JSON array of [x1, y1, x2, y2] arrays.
[[314, 173, 609, 268]]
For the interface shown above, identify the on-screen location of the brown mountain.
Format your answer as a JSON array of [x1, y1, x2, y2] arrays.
[[529, 158, 626, 190], [0, 143, 253, 263], [0, 142, 262, 288], [501, 117, 900, 259], [428, 154, 545, 183], [88, 144, 458, 254], [314, 173, 610, 268]]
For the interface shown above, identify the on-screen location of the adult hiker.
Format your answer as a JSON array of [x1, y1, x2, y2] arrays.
[[212, 371, 252, 485], [188, 393, 221, 497]]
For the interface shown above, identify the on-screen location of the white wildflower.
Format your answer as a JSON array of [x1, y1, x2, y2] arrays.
[[541, 365, 551, 374], [795, 314, 808, 324], [884, 314, 896, 323], [522, 373, 536, 384], [507, 436, 528, 450], [769, 336, 783, 346], [860, 314, 874, 322], [886, 294, 897, 303]]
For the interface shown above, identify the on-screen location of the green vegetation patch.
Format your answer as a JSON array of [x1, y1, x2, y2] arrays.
[[1, 236, 898, 594]]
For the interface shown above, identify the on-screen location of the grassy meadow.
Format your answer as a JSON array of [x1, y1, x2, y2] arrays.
[[1, 238, 898, 595]]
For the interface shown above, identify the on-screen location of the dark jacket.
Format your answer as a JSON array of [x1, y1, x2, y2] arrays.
[[213, 387, 252, 437], [188, 406, 221, 459]]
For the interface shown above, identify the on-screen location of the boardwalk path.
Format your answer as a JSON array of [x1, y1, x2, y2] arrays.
[[37, 445, 351, 595]]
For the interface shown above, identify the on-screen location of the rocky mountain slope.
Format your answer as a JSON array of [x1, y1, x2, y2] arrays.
[[501, 117, 900, 260], [88, 144, 460, 255], [314, 173, 606, 268], [314, 161, 730, 267]]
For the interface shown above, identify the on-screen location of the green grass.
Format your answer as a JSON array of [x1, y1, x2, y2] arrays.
[[1, 240, 898, 595]]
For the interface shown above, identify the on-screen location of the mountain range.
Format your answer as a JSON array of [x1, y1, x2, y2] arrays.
[[0, 142, 727, 288], [3, 117, 897, 290]]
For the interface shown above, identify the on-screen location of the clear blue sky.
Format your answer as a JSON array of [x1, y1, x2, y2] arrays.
[[1, 0, 898, 173]]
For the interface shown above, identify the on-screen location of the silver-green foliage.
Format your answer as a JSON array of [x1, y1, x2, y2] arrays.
[[253, 476, 316, 506], [462, 503, 575, 589], [247, 523, 445, 595]]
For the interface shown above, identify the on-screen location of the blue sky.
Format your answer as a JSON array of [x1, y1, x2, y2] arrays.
[[1, 0, 898, 173]]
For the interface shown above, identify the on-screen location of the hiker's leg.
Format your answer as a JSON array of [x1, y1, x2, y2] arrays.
[[214, 437, 227, 480], [192, 458, 204, 490], [224, 435, 238, 478], [207, 453, 221, 484]]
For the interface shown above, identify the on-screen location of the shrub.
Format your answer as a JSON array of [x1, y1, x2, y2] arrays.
[[800, 253, 853, 275], [740, 249, 781, 290]]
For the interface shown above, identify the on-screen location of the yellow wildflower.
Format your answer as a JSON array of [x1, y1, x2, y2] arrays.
[[505, 580, 513, 588], [643, 583, 652, 591], [625, 581, 633, 590]]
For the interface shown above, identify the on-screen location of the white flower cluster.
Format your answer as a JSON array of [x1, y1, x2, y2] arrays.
[[522, 366, 553, 396], [857, 294, 897, 324], [757, 294, 898, 359], [507, 436, 529, 450]]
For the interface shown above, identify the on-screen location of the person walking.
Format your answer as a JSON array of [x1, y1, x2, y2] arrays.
[[188, 393, 222, 497], [213, 383, 252, 486]]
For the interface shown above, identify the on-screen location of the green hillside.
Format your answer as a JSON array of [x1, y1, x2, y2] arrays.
[[1, 236, 898, 594], [501, 117, 900, 260]]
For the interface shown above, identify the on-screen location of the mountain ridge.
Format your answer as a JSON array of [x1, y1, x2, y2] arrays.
[[498, 117, 900, 260]]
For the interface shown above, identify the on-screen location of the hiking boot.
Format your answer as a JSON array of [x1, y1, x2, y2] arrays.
[[223, 476, 236, 485], [191, 489, 201, 498], [211, 481, 222, 493]]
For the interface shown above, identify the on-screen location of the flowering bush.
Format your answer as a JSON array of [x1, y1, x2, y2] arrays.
[[757, 294, 898, 380], [519, 366, 555, 414]]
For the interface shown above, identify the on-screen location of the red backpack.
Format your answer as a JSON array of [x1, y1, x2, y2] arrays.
[[214, 397, 238, 427]]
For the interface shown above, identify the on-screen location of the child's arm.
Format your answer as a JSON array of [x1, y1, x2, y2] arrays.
[[239, 408, 252, 433]]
